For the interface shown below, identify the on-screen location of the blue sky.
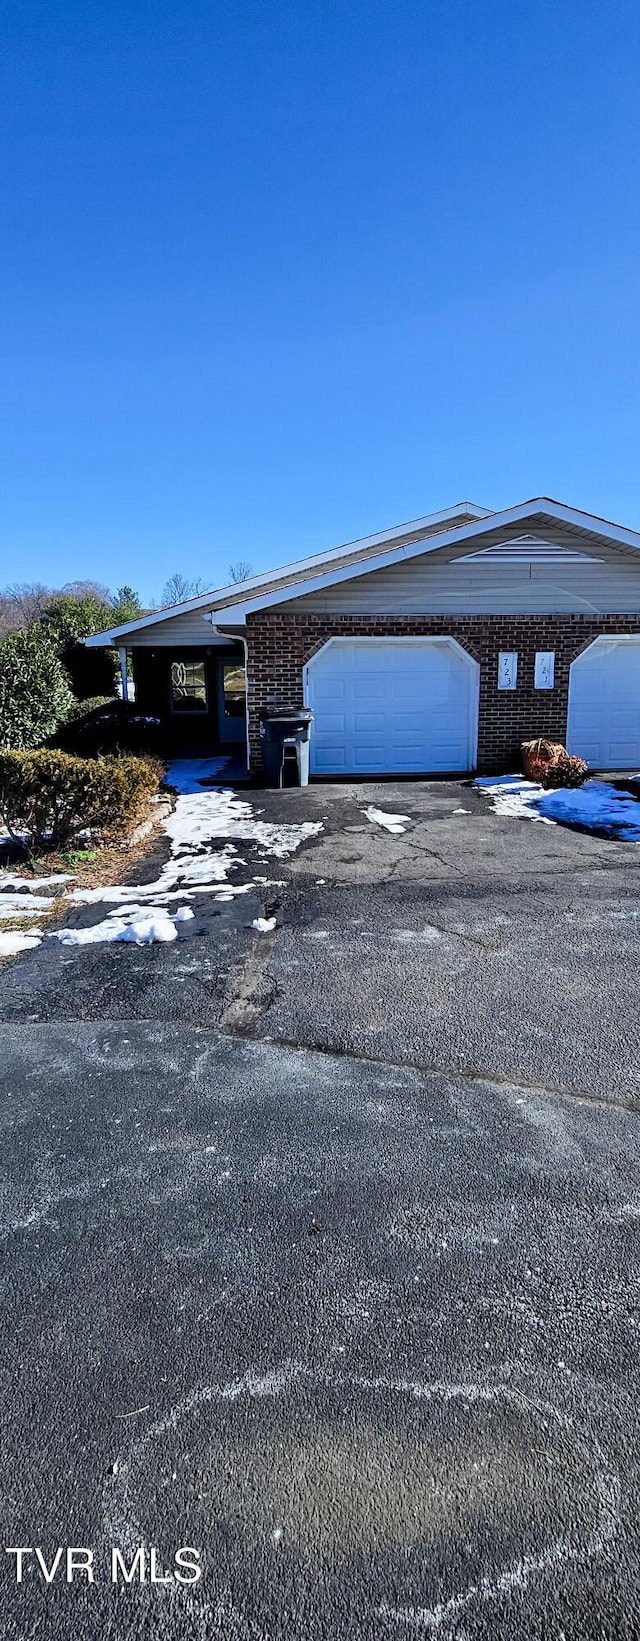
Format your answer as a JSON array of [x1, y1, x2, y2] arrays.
[[1, 0, 639, 603]]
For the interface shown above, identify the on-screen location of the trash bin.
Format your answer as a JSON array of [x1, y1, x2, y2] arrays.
[[259, 707, 313, 788]]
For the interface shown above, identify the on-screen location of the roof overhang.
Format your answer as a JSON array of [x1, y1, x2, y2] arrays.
[[83, 497, 640, 646], [82, 500, 492, 645], [213, 498, 640, 624]]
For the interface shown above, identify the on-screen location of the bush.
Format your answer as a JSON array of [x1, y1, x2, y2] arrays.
[[0, 750, 161, 852], [64, 694, 118, 723], [41, 594, 118, 699], [53, 698, 164, 757], [0, 626, 74, 750]]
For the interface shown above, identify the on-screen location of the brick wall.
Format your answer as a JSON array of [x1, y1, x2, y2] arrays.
[[245, 611, 640, 774]]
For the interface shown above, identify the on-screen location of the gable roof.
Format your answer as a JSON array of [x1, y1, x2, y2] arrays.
[[207, 498, 640, 625], [83, 500, 491, 645], [84, 496, 640, 645]]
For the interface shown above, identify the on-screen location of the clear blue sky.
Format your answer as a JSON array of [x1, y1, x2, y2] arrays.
[[1, 0, 639, 603]]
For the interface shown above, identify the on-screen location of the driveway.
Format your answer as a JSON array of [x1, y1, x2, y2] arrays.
[[1, 779, 639, 1639]]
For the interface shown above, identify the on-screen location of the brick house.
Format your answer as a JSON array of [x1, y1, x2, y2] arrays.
[[85, 497, 640, 777]]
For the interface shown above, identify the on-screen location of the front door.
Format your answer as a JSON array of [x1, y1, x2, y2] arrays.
[[216, 658, 247, 744]]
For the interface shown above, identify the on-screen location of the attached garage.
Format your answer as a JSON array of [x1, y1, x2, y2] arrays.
[[304, 637, 479, 775], [86, 497, 640, 779], [567, 636, 640, 769]]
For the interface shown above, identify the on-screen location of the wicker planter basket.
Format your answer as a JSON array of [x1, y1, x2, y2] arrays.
[[521, 738, 588, 789]]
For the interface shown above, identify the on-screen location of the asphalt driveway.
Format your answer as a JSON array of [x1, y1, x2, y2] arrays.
[[1, 778, 639, 1639]]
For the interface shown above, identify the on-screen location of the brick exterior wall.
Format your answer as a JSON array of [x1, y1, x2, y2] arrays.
[[246, 610, 640, 775]]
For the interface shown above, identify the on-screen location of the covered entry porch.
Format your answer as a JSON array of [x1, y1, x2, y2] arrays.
[[128, 639, 248, 760]]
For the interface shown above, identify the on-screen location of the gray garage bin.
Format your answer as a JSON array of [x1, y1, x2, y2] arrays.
[[259, 707, 313, 788]]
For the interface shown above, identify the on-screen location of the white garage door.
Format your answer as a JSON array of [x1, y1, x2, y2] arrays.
[[568, 636, 640, 768], [305, 637, 479, 775]]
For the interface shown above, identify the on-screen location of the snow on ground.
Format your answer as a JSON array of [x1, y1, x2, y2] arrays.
[[0, 894, 54, 919], [474, 776, 556, 824], [0, 872, 74, 948], [475, 775, 640, 840], [251, 916, 277, 933], [52, 771, 323, 947], [363, 806, 410, 835], [537, 780, 640, 840], [0, 930, 43, 956], [164, 756, 234, 795], [57, 904, 194, 947], [0, 873, 74, 890], [165, 787, 323, 860]]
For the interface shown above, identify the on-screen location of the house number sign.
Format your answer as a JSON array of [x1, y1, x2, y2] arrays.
[[534, 651, 555, 689], [497, 651, 518, 690]]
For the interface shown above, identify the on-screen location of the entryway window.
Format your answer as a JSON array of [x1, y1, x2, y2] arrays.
[[221, 663, 246, 719], [170, 659, 208, 713]]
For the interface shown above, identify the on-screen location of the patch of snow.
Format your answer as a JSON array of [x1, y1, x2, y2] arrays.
[[0, 930, 42, 956], [475, 774, 640, 841], [0, 895, 51, 919], [251, 916, 276, 933], [165, 788, 323, 860], [164, 756, 233, 795], [452, 808, 470, 815], [474, 776, 555, 824], [52, 767, 323, 948], [363, 806, 410, 835], [57, 907, 181, 946], [538, 780, 640, 840]]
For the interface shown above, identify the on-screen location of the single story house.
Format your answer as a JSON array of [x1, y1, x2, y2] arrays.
[[85, 496, 640, 777]]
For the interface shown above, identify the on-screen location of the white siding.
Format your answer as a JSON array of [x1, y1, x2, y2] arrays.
[[132, 611, 235, 646], [210, 512, 483, 611], [280, 535, 640, 616]]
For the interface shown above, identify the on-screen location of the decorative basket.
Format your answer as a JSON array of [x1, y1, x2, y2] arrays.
[[521, 739, 588, 789]]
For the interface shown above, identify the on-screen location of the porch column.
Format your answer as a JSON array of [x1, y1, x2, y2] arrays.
[[119, 647, 129, 702]]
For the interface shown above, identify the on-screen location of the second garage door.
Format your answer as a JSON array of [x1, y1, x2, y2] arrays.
[[567, 636, 640, 768], [305, 637, 479, 775]]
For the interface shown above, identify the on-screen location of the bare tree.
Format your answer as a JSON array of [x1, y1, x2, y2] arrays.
[[160, 572, 208, 607], [0, 582, 54, 640], [0, 576, 145, 646], [62, 578, 111, 602], [228, 560, 254, 584]]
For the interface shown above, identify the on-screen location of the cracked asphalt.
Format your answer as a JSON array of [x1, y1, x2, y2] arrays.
[[1, 779, 640, 1639]]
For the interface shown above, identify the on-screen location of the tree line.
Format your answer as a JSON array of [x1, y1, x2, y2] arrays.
[[0, 560, 254, 644]]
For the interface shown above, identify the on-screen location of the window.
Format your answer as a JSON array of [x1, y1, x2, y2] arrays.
[[170, 659, 208, 713], [221, 663, 246, 718]]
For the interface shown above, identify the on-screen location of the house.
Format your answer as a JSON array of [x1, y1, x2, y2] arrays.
[[85, 497, 640, 777]]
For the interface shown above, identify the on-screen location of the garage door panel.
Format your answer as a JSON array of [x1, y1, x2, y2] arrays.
[[353, 712, 385, 732], [314, 746, 347, 771], [317, 678, 347, 704], [568, 638, 640, 768], [353, 746, 386, 769], [307, 639, 478, 775]]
